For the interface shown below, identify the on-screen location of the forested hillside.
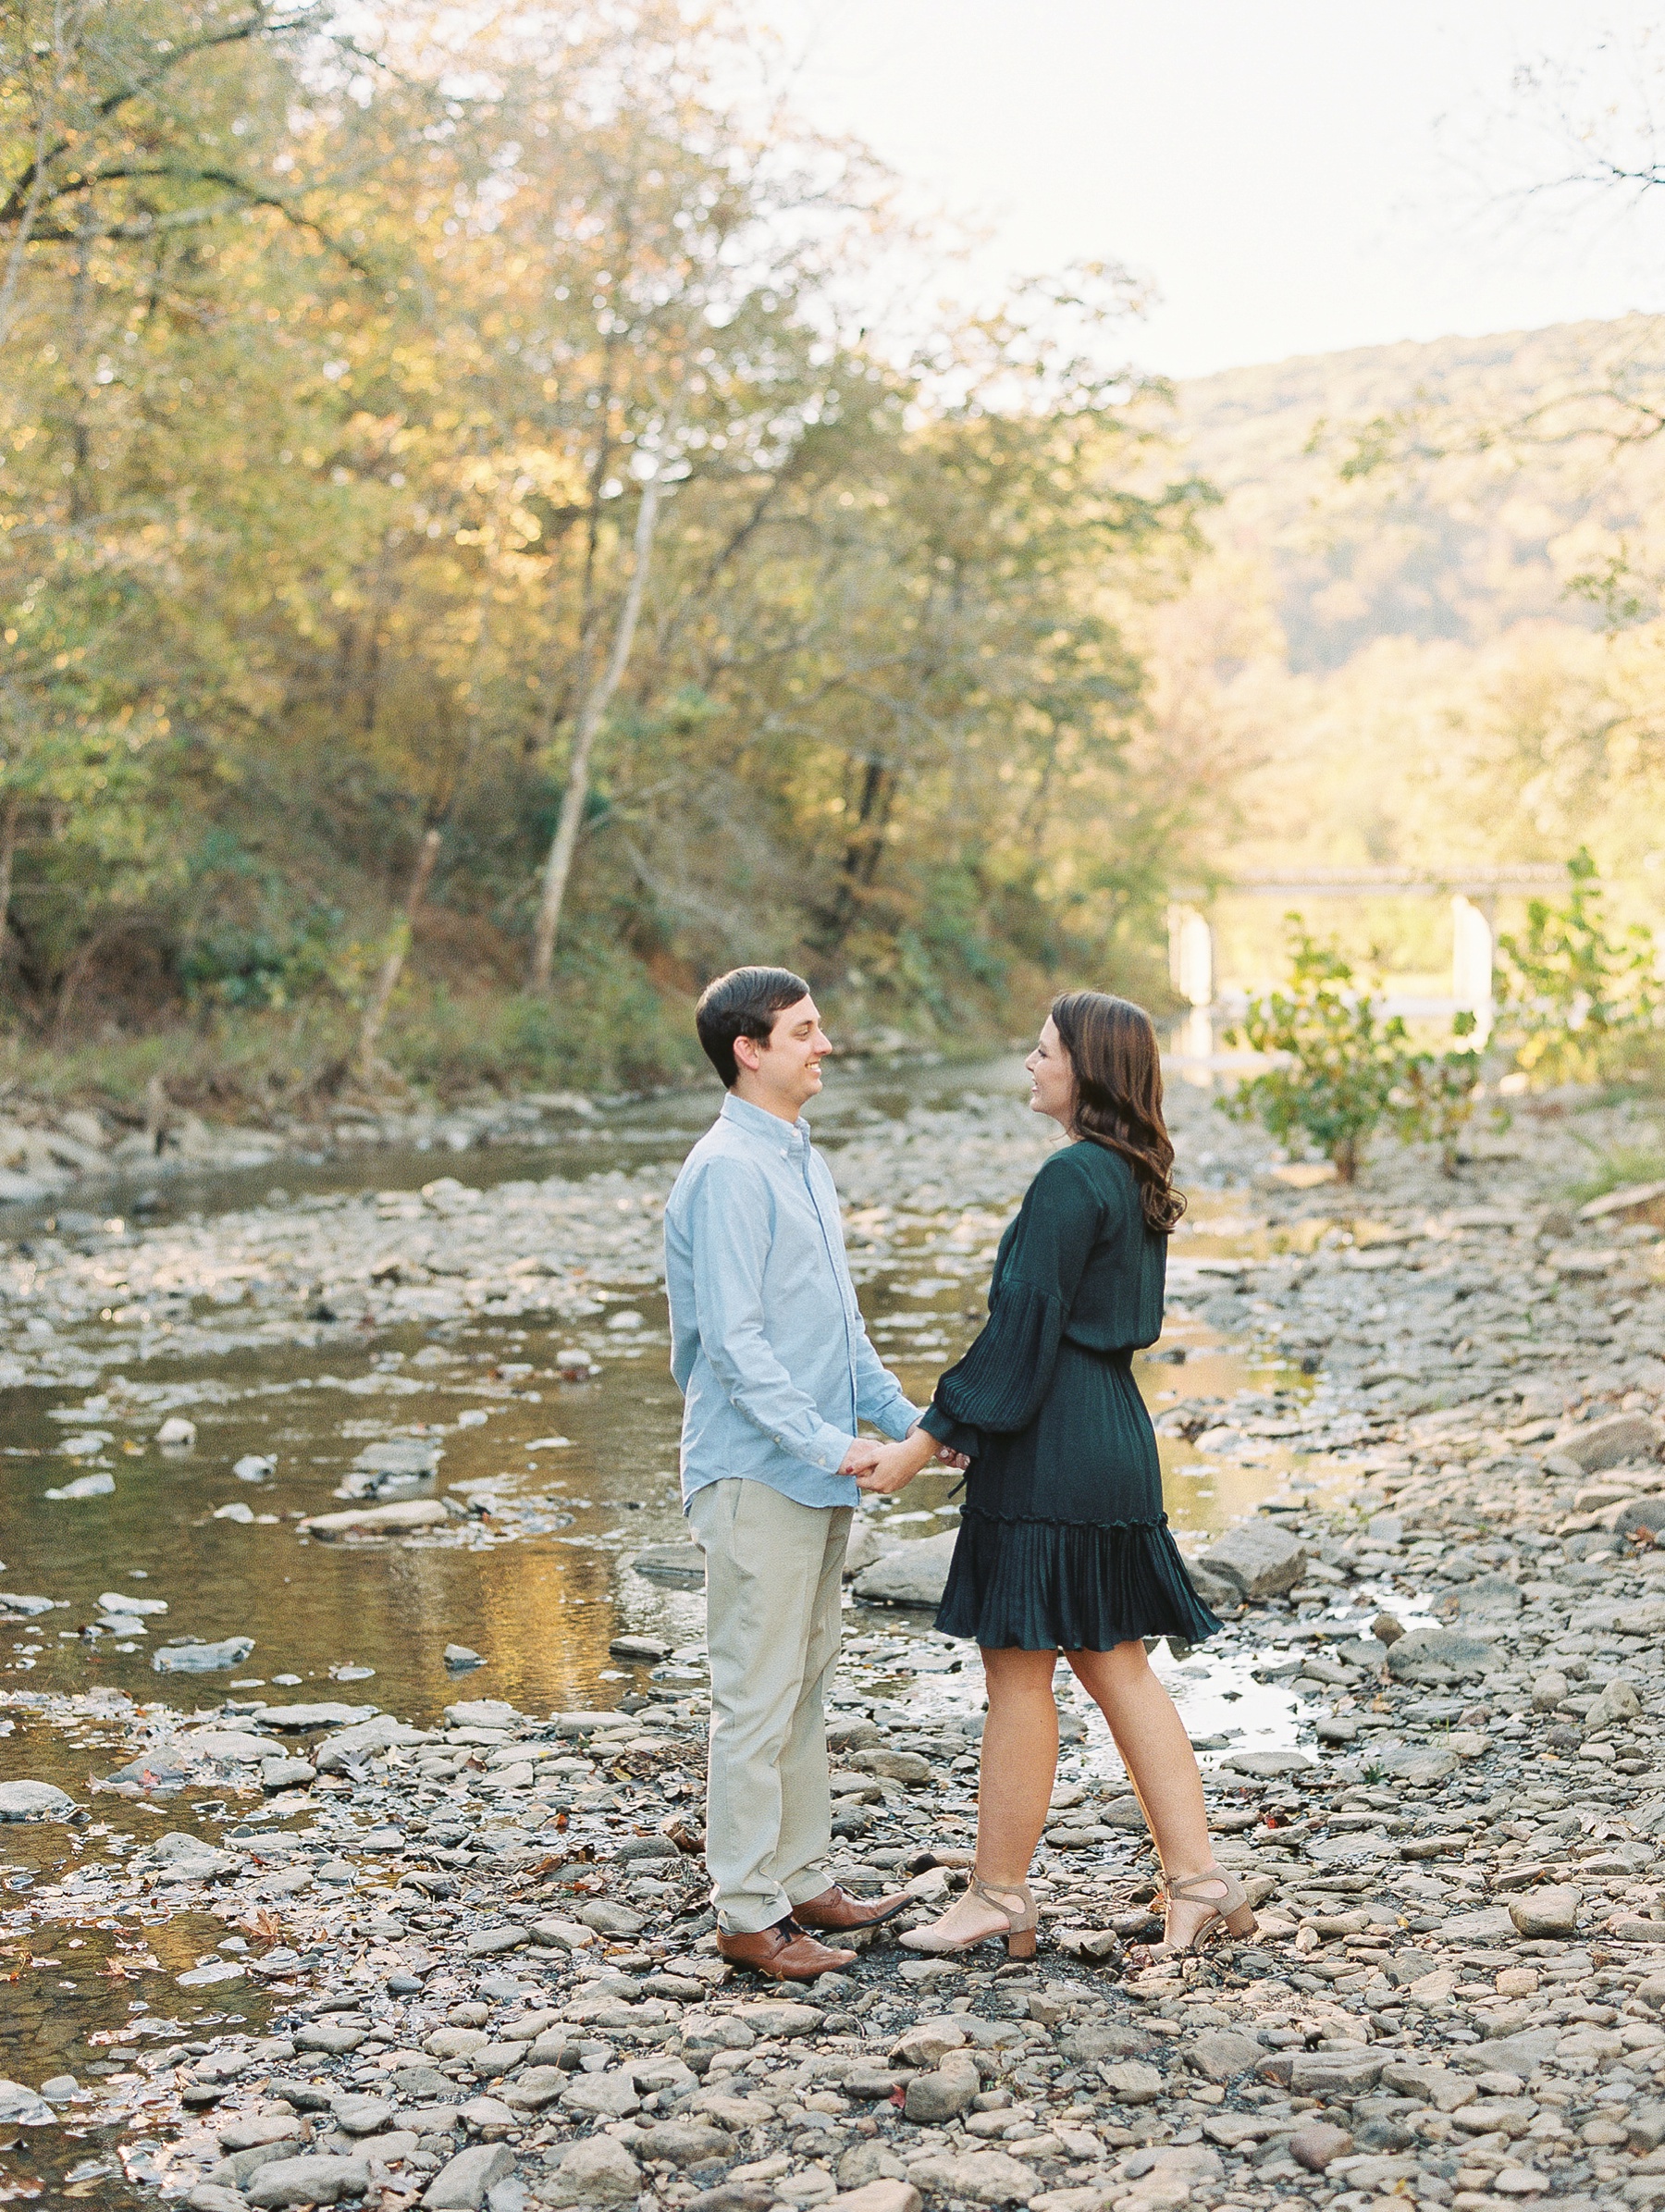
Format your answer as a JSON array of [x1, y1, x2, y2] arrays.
[[0, 0, 1214, 1105], [1159, 315, 1665, 974]]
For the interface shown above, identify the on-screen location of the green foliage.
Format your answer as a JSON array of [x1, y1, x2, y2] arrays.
[[1495, 850, 1659, 1084], [1565, 1140, 1665, 1207], [1392, 1011, 1484, 1176], [1220, 922, 1413, 1181], [0, 0, 1209, 1081]]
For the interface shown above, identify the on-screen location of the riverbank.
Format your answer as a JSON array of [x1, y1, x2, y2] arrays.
[[3, 1081, 1665, 2212]]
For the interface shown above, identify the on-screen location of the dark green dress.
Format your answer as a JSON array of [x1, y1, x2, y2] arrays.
[[919, 1140, 1219, 1651]]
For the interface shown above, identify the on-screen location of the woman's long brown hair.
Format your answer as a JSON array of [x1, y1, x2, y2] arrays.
[[1049, 991, 1187, 1233]]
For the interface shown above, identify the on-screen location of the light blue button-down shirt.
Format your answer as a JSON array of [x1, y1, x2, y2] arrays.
[[665, 1093, 919, 1510]]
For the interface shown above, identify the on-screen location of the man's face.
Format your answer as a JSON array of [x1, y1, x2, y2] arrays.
[[746, 995, 831, 1109]]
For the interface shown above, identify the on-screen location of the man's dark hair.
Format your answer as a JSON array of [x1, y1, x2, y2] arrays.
[[696, 967, 812, 1088]]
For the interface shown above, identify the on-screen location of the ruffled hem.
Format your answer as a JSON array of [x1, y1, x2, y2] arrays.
[[933, 1510, 1221, 1651]]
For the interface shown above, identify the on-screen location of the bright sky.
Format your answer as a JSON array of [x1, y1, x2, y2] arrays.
[[756, 0, 1665, 378]]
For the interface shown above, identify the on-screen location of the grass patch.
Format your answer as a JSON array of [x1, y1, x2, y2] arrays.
[[1565, 1137, 1665, 1205]]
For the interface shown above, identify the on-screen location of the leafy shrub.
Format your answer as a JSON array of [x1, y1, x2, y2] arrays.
[[1220, 923, 1413, 1181], [1495, 849, 1659, 1084], [1392, 1011, 1484, 1175]]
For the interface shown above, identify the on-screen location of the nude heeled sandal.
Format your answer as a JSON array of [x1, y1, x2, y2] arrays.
[[1139, 1865, 1257, 1962], [898, 1874, 1039, 1960]]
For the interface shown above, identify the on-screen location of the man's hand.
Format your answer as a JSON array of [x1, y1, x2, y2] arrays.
[[838, 1437, 883, 1477], [856, 1428, 936, 1496]]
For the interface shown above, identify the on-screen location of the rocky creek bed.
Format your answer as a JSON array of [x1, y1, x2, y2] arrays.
[[3, 1072, 1665, 2212]]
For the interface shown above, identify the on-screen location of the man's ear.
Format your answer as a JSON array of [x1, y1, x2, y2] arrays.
[[733, 1032, 763, 1074]]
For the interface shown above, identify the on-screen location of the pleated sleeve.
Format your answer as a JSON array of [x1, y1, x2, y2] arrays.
[[919, 1149, 1105, 1459]]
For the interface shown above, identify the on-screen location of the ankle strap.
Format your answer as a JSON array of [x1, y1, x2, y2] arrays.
[[1162, 1867, 1230, 1898], [970, 1874, 1032, 1909]]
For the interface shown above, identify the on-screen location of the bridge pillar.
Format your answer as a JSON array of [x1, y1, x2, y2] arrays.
[[1451, 895, 1494, 1042]]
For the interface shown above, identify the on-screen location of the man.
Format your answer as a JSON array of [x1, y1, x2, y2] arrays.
[[664, 967, 955, 1981]]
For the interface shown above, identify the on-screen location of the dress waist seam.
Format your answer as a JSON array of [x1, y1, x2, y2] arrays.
[[958, 1505, 1169, 1532]]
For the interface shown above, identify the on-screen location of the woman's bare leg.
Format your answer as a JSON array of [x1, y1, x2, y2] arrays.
[[1067, 1640, 1232, 1948], [903, 1645, 1058, 1946]]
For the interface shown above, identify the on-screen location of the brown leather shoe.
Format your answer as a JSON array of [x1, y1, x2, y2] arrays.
[[716, 1916, 857, 1983], [792, 1883, 912, 1933]]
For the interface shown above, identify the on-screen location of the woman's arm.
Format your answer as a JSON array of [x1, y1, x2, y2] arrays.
[[855, 1424, 938, 1496]]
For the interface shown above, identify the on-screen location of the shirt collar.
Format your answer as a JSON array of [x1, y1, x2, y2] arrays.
[[720, 1092, 810, 1149]]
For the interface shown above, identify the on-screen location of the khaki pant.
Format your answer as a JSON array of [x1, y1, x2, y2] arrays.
[[686, 1477, 851, 1934]]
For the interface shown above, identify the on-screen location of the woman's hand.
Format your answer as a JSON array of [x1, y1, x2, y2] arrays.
[[855, 1427, 936, 1496]]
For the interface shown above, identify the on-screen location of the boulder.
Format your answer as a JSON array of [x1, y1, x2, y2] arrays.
[[904, 2066, 980, 2123], [1195, 1519, 1306, 1600], [1185, 2030, 1264, 2084], [0, 1779, 76, 1822], [1099, 2061, 1166, 2105], [1289, 2123, 1352, 2173], [132, 1831, 240, 1881], [0, 2080, 56, 2126], [852, 1530, 958, 1608], [1586, 1678, 1643, 1729], [1289, 2049, 1384, 2097]]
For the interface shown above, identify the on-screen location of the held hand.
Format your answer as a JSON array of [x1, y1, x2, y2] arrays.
[[838, 1437, 883, 1477], [933, 1444, 970, 1471], [855, 1428, 936, 1496]]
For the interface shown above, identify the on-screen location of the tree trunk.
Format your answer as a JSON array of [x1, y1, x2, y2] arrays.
[[528, 404, 681, 991], [355, 826, 441, 1086], [0, 792, 19, 969]]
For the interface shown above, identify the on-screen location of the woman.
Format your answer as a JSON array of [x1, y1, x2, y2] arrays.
[[857, 992, 1252, 1962]]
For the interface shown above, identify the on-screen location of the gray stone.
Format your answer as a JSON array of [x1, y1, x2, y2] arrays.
[[0, 1779, 76, 1821], [255, 1702, 378, 1729], [560, 2069, 641, 2119], [576, 1900, 643, 1937], [314, 1713, 427, 1770], [1586, 1678, 1642, 1728], [1196, 1519, 1306, 1600], [1509, 1885, 1581, 1936], [179, 1730, 275, 1764], [247, 2155, 371, 2208], [852, 1530, 958, 1608], [904, 2150, 1039, 2206], [1099, 2061, 1166, 2105], [904, 2066, 980, 2123], [1449, 2029, 1560, 2075], [154, 1636, 255, 1674], [834, 2187, 920, 2212], [1289, 2049, 1384, 2097], [423, 2142, 516, 2210], [220, 2116, 304, 2152], [0, 2080, 55, 2126], [1185, 2030, 1264, 2083], [634, 2121, 734, 2166], [1375, 1745, 1460, 1783], [1385, 1626, 1494, 1684], [1551, 1411, 1664, 1472], [546, 2136, 643, 2206], [330, 2093, 395, 2134], [1289, 2123, 1352, 2172], [132, 1831, 240, 1881], [294, 2022, 368, 2055], [1437, 1573, 1523, 1620]]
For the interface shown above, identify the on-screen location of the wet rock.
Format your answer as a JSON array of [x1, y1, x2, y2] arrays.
[[546, 2136, 642, 2206], [156, 1416, 198, 1446], [314, 1713, 426, 1769], [256, 1701, 377, 1729], [299, 1499, 450, 1537], [97, 1590, 166, 1615], [1509, 1885, 1581, 1936], [0, 1778, 77, 1821], [423, 2141, 516, 2209], [246, 2154, 370, 2207], [852, 1530, 958, 1607], [154, 1636, 256, 1673], [1196, 1518, 1306, 1600], [44, 1469, 115, 1499], [631, 1541, 706, 1588], [132, 1831, 240, 1880], [445, 1644, 485, 1669], [0, 2080, 56, 2126]]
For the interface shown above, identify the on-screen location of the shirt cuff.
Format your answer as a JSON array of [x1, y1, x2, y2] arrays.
[[881, 1399, 923, 1441], [805, 1421, 857, 1474]]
